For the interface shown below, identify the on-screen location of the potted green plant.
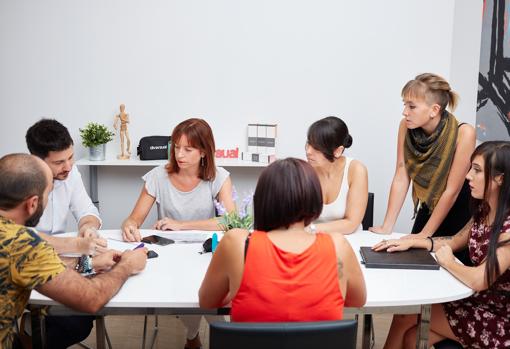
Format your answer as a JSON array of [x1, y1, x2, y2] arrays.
[[80, 122, 115, 161], [214, 188, 253, 232]]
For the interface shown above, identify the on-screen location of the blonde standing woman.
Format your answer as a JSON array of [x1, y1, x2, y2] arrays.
[[370, 73, 476, 263], [373, 141, 510, 348]]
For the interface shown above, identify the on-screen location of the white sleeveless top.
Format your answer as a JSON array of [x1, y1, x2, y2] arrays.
[[315, 157, 362, 231]]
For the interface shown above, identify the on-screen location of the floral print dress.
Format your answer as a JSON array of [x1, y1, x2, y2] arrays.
[[443, 215, 510, 348]]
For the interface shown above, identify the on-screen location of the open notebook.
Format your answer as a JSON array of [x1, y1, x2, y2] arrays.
[[359, 246, 439, 270]]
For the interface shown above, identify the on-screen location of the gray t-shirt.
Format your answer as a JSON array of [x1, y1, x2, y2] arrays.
[[142, 165, 230, 221]]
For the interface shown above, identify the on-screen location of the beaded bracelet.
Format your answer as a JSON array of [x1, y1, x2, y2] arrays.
[[427, 236, 434, 252]]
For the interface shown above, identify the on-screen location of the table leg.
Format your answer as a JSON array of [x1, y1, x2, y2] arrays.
[[142, 315, 148, 349], [30, 307, 46, 349], [96, 316, 106, 349], [362, 314, 373, 349], [416, 304, 431, 349], [90, 165, 99, 211]]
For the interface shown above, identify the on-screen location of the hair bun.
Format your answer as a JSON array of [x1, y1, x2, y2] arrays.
[[343, 134, 353, 148]]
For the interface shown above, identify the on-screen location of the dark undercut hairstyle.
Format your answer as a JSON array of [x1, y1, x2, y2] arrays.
[[253, 158, 323, 231], [0, 153, 48, 210], [307, 116, 353, 162], [26, 118, 74, 159], [469, 141, 510, 286]]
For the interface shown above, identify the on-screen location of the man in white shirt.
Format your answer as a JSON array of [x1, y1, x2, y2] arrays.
[[26, 119, 104, 243], [25, 119, 106, 347]]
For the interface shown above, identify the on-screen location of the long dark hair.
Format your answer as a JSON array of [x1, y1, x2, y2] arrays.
[[470, 141, 510, 286]]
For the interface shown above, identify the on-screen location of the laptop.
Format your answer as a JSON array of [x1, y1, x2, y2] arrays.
[[359, 246, 439, 270]]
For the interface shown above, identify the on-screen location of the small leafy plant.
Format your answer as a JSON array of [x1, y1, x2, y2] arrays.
[[214, 188, 253, 232], [80, 122, 115, 147]]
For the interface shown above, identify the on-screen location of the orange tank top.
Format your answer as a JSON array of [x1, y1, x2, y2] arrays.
[[231, 230, 344, 322]]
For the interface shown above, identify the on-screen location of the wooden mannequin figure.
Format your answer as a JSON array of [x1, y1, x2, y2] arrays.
[[114, 104, 131, 159]]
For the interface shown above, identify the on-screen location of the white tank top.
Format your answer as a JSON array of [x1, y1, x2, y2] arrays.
[[315, 157, 362, 231]]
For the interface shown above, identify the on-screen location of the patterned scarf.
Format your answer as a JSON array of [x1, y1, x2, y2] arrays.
[[404, 110, 458, 216]]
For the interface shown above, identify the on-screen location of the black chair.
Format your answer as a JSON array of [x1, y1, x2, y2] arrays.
[[434, 339, 463, 349], [210, 320, 357, 349], [361, 192, 374, 230], [359, 193, 375, 348]]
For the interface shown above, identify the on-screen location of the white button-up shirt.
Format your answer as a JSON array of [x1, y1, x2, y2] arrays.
[[36, 165, 101, 235]]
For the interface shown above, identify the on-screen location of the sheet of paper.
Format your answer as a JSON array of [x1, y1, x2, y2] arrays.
[[165, 231, 215, 243]]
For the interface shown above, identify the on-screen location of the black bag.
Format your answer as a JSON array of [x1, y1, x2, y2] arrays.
[[137, 136, 171, 160], [202, 237, 212, 253]]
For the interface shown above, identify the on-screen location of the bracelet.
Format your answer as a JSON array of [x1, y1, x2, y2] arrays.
[[76, 255, 95, 274], [427, 236, 434, 252]]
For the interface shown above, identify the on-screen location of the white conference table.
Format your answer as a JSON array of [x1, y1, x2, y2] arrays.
[[345, 231, 472, 349], [29, 229, 473, 349]]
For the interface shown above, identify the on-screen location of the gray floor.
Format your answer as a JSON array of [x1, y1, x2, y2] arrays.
[[70, 314, 393, 349]]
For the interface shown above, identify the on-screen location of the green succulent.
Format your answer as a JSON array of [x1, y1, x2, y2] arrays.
[[80, 122, 115, 147]]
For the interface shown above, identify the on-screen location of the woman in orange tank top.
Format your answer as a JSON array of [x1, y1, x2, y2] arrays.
[[199, 158, 366, 321]]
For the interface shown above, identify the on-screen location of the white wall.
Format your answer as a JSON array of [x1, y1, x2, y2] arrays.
[[0, 0, 482, 232], [449, 0, 483, 127]]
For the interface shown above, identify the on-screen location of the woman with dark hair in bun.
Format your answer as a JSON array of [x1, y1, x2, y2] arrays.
[[305, 116, 368, 234]]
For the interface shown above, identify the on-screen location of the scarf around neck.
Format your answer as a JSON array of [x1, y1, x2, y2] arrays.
[[404, 110, 459, 216]]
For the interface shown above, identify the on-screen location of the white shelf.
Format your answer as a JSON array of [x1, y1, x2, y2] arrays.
[[76, 157, 268, 168]]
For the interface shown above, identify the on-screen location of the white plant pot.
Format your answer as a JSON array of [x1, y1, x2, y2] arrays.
[[89, 144, 106, 161]]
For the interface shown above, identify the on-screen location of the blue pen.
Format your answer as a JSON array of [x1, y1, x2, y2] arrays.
[[211, 233, 218, 253], [133, 243, 145, 250]]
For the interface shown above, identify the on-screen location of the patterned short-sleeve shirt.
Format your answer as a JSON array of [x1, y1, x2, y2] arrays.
[[0, 216, 66, 349]]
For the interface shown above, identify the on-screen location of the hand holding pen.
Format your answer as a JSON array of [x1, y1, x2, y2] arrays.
[[113, 242, 145, 263]]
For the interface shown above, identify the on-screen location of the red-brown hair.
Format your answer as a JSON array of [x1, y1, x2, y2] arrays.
[[166, 118, 216, 180]]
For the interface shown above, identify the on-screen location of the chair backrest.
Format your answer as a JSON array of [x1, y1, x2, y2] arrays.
[[210, 320, 358, 349], [361, 192, 374, 230]]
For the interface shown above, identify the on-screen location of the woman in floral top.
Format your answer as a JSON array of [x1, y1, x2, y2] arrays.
[[373, 141, 510, 349]]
